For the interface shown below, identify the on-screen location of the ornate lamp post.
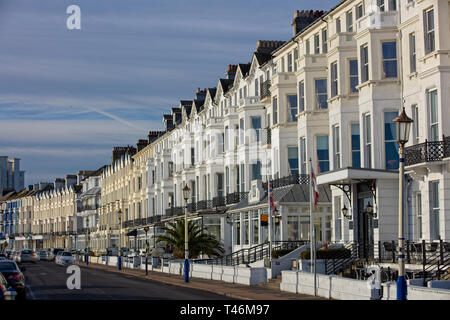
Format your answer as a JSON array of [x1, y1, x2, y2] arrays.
[[393, 107, 413, 300], [85, 217, 89, 265], [183, 184, 191, 283], [117, 208, 122, 270], [144, 226, 149, 275]]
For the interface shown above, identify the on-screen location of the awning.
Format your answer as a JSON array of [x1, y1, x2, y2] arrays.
[[14, 236, 26, 241], [316, 167, 398, 185], [32, 235, 43, 240]]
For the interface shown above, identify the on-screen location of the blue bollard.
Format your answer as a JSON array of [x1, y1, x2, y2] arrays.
[[118, 256, 122, 270], [397, 275, 407, 300], [184, 259, 189, 283], [85, 252, 89, 265]]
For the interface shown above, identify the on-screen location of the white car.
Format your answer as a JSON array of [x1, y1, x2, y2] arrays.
[[54, 251, 64, 264], [56, 252, 75, 266]]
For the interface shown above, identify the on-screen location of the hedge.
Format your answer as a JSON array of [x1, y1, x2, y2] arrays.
[[300, 248, 351, 260], [271, 249, 295, 259]]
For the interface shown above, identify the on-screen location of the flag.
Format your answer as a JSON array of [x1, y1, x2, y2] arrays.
[[310, 162, 319, 207], [269, 181, 276, 216]]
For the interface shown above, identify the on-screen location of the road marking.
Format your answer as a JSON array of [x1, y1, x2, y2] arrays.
[[27, 284, 37, 300]]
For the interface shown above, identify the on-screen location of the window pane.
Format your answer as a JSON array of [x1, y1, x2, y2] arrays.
[[288, 147, 299, 175], [317, 136, 330, 173], [287, 95, 298, 122]]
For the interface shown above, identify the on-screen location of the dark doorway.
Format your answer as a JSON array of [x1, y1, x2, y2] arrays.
[[357, 183, 375, 259]]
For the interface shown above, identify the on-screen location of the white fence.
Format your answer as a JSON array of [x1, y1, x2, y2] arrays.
[[281, 270, 450, 300]]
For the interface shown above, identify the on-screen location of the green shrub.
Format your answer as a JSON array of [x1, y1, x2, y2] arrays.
[[300, 248, 351, 260], [271, 249, 295, 259]]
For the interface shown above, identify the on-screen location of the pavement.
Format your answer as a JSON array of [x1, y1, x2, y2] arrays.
[[80, 261, 325, 300]]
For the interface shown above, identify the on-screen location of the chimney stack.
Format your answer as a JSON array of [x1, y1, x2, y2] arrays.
[[226, 64, 237, 80], [291, 10, 326, 36]]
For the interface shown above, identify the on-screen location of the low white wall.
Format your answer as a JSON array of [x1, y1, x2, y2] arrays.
[[382, 281, 450, 300], [281, 270, 381, 300], [428, 280, 450, 290]]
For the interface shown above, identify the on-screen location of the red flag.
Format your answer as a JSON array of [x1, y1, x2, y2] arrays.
[[269, 182, 276, 216], [311, 162, 319, 207]]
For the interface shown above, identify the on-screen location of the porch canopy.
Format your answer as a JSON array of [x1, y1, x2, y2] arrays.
[[316, 167, 398, 186]]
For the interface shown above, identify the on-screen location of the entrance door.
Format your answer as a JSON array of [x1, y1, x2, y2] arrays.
[[357, 183, 375, 259]]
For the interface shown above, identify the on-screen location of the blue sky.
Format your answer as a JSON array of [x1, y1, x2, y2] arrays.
[[0, 0, 336, 185]]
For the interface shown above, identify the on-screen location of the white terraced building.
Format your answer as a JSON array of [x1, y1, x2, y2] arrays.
[[95, 0, 449, 259]]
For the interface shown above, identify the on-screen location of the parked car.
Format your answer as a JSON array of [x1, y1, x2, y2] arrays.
[[0, 253, 7, 261], [12, 251, 21, 263], [38, 251, 53, 261], [56, 251, 75, 266], [52, 248, 64, 258], [18, 250, 38, 263], [54, 251, 64, 264], [0, 272, 10, 300], [0, 261, 26, 300]]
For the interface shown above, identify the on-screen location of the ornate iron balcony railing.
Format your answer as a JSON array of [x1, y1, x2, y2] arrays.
[[260, 80, 271, 99], [405, 136, 450, 166]]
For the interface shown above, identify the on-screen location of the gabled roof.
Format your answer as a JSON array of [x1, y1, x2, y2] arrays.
[[254, 52, 273, 66], [237, 63, 251, 78], [218, 79, 234, 95]]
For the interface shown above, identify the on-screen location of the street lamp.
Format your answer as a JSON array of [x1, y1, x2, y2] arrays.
[[365, 202, 376, 219], [66, 225, 70, 250], [85, 217, 89, 265], [341, 204, 351, 220], [183, 184, 191, 283], [144, 226, 149, 275], [117, 208, 122, 270], [393, 107, 413, 301]]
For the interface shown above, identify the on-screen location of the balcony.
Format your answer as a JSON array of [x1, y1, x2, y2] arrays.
[[165, 207, 183, 217], [260, 128, 271, 145], [405, 136, 450, 167], [260, 80, 271, 100], [262, 173, 310, 190], [239, 96, 261, 108], [356, 10, 398, 33]]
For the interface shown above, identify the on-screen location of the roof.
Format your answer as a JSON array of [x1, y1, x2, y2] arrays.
[[229, 184, 331, 211], [219, 79, 234, 94], [238, 63, 251, 77], [80, 186, 101, 198], [254, 52, 273, 66]]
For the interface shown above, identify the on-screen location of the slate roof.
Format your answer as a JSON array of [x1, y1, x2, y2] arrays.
[[238, 63, 251, 77], [80, 186, 101, 198], [254, 52, 273, 66], [229, 184, 331, 211], [219, 79, 234, 94]]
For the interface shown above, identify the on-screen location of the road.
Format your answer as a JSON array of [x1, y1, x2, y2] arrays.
[[22, 261, 233, 300]]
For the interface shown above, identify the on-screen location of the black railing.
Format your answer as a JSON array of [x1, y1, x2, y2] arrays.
[[405, 136, 450, 166], [194, 241, 307, 266], [165, 207, 183, 217], [261, 127, 271, 145], [260, 80, 271, 99], [80, 204, 100, 212], [225, 192, 249, 205], [262, 173, 309, 190], [323, 240, 450, 282]]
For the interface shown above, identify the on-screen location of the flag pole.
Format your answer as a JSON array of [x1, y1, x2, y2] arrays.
[[268, 179, 272, 261], [309, 158, 317, 296]]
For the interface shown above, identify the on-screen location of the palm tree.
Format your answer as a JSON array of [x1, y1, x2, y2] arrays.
[[156, 219, 224, 259]]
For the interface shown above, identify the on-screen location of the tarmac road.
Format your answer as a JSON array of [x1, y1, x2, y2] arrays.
[[22, 260, 232, 300]]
